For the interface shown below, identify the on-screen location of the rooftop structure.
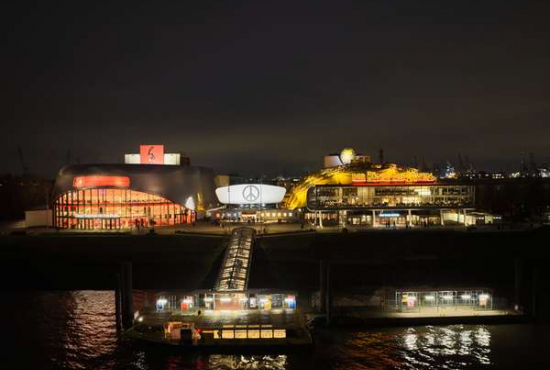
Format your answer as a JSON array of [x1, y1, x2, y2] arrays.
[[282, 148, 479, 228], [283, 156, 437, 210], [124, 144, 190, 166]]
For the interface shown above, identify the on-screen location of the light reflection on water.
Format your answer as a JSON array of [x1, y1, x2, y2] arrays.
[[37, 291, 119, 369], [395, 326, 491, 369], [316, 326, 492, 370], [1, 291, 545, 370], [207, 354, 288, 370]]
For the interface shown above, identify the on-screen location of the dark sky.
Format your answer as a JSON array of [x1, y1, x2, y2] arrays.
[[1, 0, 549, 177]]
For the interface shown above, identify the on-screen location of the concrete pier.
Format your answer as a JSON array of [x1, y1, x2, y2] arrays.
[[121, 262, 133, 329], [115, 273, 122, 332], [319, 260, 327, 313], [514, 258, 523, 313]]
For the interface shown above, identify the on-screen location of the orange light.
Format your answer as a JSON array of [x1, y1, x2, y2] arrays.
[[73, 176, 130, 188], [140, 145, 164, 164]]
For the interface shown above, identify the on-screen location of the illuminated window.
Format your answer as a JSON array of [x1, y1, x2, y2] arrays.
[[261, 330, 273, 339], [222, 330, 234, 339], [235, 330, 247, 339], [274, 329, 286, 338], [54, 188, 189, 230], [247, 330, 259, 339]]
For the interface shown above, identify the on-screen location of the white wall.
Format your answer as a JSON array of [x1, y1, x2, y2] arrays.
[[124, 154, 140, 164], [164, 153, 180, 165], [25, 209, 53, 228], [324, 155, 343, 168], [124, 153, 180, 165]]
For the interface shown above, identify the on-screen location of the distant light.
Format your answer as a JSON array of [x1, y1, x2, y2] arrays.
[[137, 316, 143, 322], [415, 188, 431, 196], [424, 295, 435, 301], [443, 295, 453, 300], [204, 297, 213, 302], [182, 298, 193, 304], [239, 297, 248, 302], [156, 298, 168, 310], [479, 294, 490, 300], [339, 148, 356, 165], [461, 294, 472, 300], [220, 297, 232, 303]]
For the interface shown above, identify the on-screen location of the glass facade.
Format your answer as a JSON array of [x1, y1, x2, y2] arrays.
[[153, 292, 297, 312], [54, 188, 193, 230], [394, 289, 493, 313], [307, 184, 474, 210]]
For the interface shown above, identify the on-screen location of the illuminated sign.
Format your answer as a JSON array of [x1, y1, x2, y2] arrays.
[[75, 214, 120, 219], [215, 184, 286, 204], [73, 176, 130, 188], [351, 168, 437, 185], [379, 212, 401, 218], [140, 145, 164, 164], [352, 173, 367, 184]]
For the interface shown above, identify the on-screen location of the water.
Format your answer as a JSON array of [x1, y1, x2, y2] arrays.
[[1, 291, 549, 369]]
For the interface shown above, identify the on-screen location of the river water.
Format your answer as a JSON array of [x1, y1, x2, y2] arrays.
[[1, 291, 548, 369]]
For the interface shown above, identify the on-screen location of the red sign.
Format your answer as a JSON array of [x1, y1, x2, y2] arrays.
[[73, 176, 130, 188], [352, 180, 436, 186], [140, 145, 164, 164]]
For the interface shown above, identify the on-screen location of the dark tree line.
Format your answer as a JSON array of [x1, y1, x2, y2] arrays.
[[475, 178, 550, 221], [0, 174, 53, 221]]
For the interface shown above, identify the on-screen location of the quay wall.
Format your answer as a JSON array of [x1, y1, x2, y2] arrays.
[[1, 228, 550, 321]]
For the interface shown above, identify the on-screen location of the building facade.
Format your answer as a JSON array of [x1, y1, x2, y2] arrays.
[[306, 183, 475, 227], [281, 148, 481, 227], [52, 163, 217, 230], [307, 183, 474, 210], [213, 183, 298, 223]]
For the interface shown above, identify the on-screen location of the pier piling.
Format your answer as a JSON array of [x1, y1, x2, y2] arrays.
[[319, 260, 327, 313], [514, 258, 523, 313], [532, 265, 538, 321], [326, 261, 331, 325], [114, 272, 122, 333], [121, 262, 133, 329]]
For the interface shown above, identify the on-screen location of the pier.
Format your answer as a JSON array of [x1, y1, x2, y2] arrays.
[[215, 227, 255, 291], [2, 227, 550, 334]]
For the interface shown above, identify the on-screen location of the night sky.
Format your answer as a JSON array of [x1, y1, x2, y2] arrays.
[[2, 0, 549, 177]]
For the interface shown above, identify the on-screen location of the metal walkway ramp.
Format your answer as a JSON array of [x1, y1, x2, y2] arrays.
[[214, 227, 255, 291]]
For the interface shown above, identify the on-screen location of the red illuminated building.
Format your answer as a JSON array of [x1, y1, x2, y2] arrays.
[[53, 162, 216, 230]]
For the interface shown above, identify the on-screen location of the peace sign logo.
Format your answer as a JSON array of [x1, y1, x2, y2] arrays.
[[242, 185, 260, 202]]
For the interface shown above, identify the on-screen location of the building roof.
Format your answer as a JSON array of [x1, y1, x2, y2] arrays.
[[53, 164, 217, 211]]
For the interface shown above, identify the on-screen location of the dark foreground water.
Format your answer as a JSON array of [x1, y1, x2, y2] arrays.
[[1, 291, 549, 370]]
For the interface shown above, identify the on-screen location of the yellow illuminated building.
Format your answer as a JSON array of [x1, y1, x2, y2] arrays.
[[283, 162, 436, 210]]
